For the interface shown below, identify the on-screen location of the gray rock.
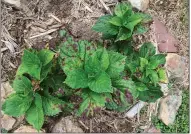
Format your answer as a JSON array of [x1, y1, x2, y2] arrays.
[[1, 114, 16, 130], [128, 0, 149, 11], [159, 83, 168, 96], [14, 125, 45, 132], [1, 82, 14, 102], [52, 116, 83, 133], [158, 90, 182, 125], [124, 101, 146, 118]]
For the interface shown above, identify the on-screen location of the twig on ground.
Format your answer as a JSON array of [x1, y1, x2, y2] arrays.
[[29, 28, 58, 39], [48, 13, 62, 23], [99, 0, 112, 14], [90, 119, 93, 132], [78, 120, 89, 130], [82, 2, 93, 13]]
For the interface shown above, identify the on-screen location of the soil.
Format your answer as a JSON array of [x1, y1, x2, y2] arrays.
[[1, 0, 189, 133]]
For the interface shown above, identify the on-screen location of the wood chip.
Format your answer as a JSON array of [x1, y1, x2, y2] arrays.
[[48, 13, 61, 23], [1, 47, 8, 52], [99, 0, 112, 14]]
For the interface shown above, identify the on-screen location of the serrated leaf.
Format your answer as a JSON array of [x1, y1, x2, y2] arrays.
[[112, 79, 136, 92], [134, 25, 148, 34], [138, 84, 163, 102], [92, 15, 119, 36], [37, 49, 55, 66], [76, 97, 90, 116], [13, 76, 32, 95], [135, 82, 149, 91], [96, 48, 109, 71], [61, 57, 83, 75], [109, 16, 122, 26], [158, 68, 168, 83], [139, 42, 156, 58], [40, 61, 52, 81], [140, 57, 148, 71], [17, 50, 42, 80], [42, 96, 62, 116], [106, 51, 126, 78], [116, 28, 132, 41], [148, 54, 166, 69], [65, 69, 88, 89], [149, 70, 159, 86], [26, 101, 44, 131], [44, 75, 65, 91], [114, 3, 132, 18], [2, 93, 33, 117], [34, 93, 42, 108], [88, 72, 112, 93]]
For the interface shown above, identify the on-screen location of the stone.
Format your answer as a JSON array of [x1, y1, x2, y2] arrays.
[[159, 83, 168, 96], [152, 19, 178, 53], [1, 115, 16, 130], [1, 82, 14, 103], [124, 101, 146, 118], [128, 0, 149, 11], [146, 126, 161, 133], [158, 90, 182, 125], [52, 116, 83, 133], [14, 125, 45, 132], [2, 0, 32, 16], [165, 53, 186, 79]]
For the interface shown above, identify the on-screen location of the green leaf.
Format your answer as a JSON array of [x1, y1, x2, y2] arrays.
[[148, 54, 166, 69], [139, 42, 156, 58], [40, 61, 52, 81], [116, 28, 132, 41], [37, 49, 55, 66], [134, 25, 148, 34], [65, 69, 88, 89], [76, 97, 90, 116], [13, 76, 32, 95], [149, 70, 159, 86], [59, 30, 67, 37], [17, 50, 42, 80], [140, 57, 148, 71], [114, 3, 132, 18], [85, 52, 102, 74], [112, 79, 136, 93], [158, 68, 168, 83], [2, 94, 33, 117], [135, 82, 149, 91], [106, 51, 126, 78], [109, 16, 122, 26], [88, 72, 112, 93], [26, 101, 44, 131], [61, 57, 83, 75], [96, 48, 109, 71], [44, 75, 65, 91], [138, 84, 163, 102], [92, 15, 119, 36], [42, 96, 62, 116]]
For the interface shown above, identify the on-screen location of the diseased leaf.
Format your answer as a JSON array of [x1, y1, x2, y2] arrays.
[[106, 51, 126, 78], [61, 57, 83, 75], [65, 69, 88, 89], [88, 72, 112, 93], [92, 15, 119, 36], [109, 16, 122, 26], [42, 96, 62, 116], [13, 76, 32, 95], [37, 49, 55, 66], [44, 75, 65, 91], [2, 93, 33, 117], [17, 50, 42, 80]]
